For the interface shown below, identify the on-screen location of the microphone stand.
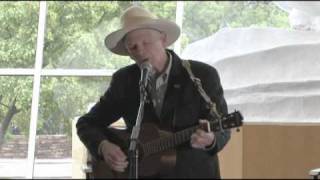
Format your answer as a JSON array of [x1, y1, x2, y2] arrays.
[[128, 82, 148, 179]]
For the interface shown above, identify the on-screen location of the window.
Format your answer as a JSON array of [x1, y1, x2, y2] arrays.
[[0, 1, 289, 178]]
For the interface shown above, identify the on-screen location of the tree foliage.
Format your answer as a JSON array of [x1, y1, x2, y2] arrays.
[[0, 2, 39, 68], [181, 1, 289, 50], [0, 1, 289, 139]]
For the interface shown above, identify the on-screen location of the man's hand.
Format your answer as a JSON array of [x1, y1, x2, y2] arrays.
[[100, 140, 128, 172], [190, 119, 215, 149]]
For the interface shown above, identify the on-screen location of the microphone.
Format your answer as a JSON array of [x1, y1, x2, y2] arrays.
[[139, 62, 152, 90]]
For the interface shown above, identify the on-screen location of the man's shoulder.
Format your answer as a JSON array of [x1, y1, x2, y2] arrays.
[[185, 60, 218, 76], [187, 60, 212, 68], [113, 63, 139, 77]]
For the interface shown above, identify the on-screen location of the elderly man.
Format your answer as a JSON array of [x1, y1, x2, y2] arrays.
[[77, 6, 231, 178]]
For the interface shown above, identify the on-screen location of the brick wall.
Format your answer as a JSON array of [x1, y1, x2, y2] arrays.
[[0, 135, 71, 159]]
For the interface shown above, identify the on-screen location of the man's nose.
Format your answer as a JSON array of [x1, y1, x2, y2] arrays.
[[135, 43, 144, 55]]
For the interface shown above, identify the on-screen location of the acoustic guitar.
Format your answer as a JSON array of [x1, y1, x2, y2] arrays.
[[88, 110, 243, 178]]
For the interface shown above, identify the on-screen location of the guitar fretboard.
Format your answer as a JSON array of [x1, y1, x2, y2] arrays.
[[142, 126, 196, 157], [138, 111, 242, 157], [141, 117, 234, 157]]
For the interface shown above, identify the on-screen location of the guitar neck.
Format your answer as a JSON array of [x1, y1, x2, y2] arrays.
[[140, 111, 242, 157], [141, 121, 222, 157]]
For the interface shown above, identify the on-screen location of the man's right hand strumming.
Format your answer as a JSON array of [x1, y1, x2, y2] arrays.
[[99, 140, 128, 172]]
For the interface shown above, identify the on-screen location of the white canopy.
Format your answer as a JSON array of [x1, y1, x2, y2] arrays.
[[181, 27, 320, 123]]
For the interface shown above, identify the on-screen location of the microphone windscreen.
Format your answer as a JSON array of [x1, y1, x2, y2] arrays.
[[140, 62, 152, 71]]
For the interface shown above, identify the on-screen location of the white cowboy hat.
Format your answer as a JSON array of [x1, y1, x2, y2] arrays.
[[104, 6, 181, 56]]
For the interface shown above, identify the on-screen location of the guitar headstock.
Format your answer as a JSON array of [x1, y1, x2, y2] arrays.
[[211, 110, 243, 132]]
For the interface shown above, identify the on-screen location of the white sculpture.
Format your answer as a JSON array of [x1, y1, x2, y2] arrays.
[[274, 1, 320, 31], [181, 2, 320, 122]]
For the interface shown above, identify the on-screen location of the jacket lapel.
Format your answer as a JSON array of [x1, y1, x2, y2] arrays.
[[159, 50, 186, 123]]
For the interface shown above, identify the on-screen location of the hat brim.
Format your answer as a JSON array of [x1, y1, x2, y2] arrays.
[[105, 19, 180, 56]]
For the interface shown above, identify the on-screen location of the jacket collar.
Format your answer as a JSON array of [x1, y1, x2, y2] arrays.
[[159, 49, 187, 125]]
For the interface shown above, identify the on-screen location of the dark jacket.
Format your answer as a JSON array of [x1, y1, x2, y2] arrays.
[[76, 49, 231, 178]]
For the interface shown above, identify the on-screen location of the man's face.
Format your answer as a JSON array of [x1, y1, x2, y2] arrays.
[[124, 28, 167, 71]]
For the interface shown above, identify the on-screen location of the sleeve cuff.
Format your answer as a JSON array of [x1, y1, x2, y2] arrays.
[[204, 135, 217, 151]]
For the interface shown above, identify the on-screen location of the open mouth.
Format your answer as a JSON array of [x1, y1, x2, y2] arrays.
[[141, 58, 149, 63]]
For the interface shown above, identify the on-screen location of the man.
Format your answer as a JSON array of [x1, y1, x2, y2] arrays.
[[77, 6, 231, 178]]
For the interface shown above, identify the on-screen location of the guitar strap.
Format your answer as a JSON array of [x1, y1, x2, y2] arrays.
[[181, 60, 222, 120]]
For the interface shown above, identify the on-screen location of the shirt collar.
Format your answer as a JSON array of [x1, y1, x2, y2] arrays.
[[160, 51, 172, 82]]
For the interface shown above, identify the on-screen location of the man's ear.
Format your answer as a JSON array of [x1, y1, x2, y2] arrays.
[[160, 32, 167, 45]]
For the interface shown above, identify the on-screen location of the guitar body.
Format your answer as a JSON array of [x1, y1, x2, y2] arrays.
[[95, 123, 177, 178]]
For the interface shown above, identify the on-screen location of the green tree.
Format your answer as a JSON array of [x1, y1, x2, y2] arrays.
[[0, 76, 32, 144], [181, 1, 289, 50], [44, 1, 131, 69], [0, 2, 39, 68]]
